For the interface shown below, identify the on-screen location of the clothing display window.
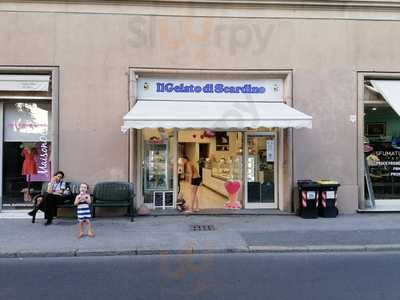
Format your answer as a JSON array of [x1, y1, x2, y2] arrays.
[[2, 101, 52, 206]]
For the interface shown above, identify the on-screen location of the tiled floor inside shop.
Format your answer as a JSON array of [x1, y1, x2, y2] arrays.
[[180, 181, 228, 209]]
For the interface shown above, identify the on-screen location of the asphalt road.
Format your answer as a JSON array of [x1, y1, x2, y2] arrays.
[[1, 252, 400, 300]]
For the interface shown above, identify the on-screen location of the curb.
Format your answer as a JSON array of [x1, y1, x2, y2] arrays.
[[2, 244, 400, 258], [248, 244, 400, 253]]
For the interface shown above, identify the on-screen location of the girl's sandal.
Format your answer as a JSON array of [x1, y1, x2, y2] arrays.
[[87, 232, 95, 238], [78, 233, 84, 239]]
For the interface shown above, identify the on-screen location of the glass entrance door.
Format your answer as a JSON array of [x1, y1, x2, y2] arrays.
[[245, 133, 277, 209]]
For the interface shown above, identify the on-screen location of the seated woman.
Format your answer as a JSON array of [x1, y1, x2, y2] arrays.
[[28, 171, 68, 225]]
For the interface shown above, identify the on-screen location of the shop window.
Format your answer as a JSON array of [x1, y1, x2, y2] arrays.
[[178, 130, 243, 209], [3, 102, 52, 206], [364, 80, 400, 200], [210, 132, 243, 181]]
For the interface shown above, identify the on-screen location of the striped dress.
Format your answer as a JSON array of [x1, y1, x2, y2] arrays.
[[77, 195, 91, 221]]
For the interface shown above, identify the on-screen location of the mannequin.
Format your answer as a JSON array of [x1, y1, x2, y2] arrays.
[[20, 143, 38, 201]]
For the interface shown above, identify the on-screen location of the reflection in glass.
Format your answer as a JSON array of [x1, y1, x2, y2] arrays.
[[5, 102, 51, 141]]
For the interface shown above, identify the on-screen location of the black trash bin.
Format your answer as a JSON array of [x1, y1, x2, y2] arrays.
[[297, 180, 320, 219], [317, 180, 340, 218]]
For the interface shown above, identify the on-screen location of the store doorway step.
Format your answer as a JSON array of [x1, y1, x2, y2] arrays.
[[150, 208, 293, 216], [0, 209, 44, 219], [2, 203, 34, 209], [358, 199, 400, 213]]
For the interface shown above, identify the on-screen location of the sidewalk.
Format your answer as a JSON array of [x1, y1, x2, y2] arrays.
[[2, 212, 400, 257]]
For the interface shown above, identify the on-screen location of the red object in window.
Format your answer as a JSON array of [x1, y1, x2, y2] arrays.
[[21, 148, 37, 176], [224, 181, 241, 194], [203, 130, 215, 138]]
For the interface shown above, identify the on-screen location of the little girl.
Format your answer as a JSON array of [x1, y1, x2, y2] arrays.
[[74, 183, 95, 238]]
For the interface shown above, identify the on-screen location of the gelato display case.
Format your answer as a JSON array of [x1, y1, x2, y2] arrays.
[[144, 141, 169, 191], [211, 155, 243, 181], [202, 155, 243, 198], [143, 140, 174, 209]]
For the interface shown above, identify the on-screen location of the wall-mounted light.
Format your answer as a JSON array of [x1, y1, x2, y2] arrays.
[[372, 107, 377, 111]]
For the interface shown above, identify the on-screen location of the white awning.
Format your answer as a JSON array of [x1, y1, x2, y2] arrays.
[[371, 80, 400, 116], [0, 75, 50, 91], [122, 101, 312, 132]]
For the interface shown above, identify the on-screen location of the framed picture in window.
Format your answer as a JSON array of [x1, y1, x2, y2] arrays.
[[216, 131, 229, 145], [215, 131, 229, 151], [366, 123, 386, 136]]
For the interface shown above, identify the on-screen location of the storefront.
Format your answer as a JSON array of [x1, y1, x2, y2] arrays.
[[2, 1, 400, 214], [0, 70, 58, 211], [122, 71, 312, 211], [360, 76, 400, 210]]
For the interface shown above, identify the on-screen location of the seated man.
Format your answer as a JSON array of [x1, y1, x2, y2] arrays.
[[28, 171, 69, 225]]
